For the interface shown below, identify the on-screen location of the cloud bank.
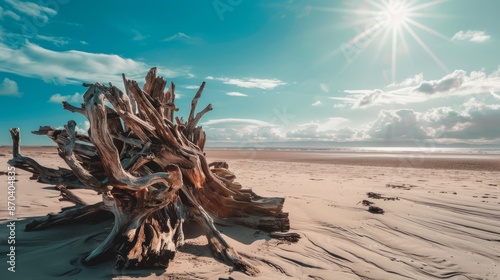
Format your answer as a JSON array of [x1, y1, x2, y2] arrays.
[[452, 30, 490, 43], [211, 77, 286, 90], [203, 98, 500, 144], [336, 69, 500, 108], [0, 77, 21, 96], [0, 41, 184, 85], [49, 92, 83, 103]]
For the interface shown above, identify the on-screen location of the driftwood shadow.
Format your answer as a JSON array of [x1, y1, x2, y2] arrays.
[[6, 213, 278, 279]]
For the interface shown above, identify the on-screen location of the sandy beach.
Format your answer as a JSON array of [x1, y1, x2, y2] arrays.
[[1, 147, 499, 279]]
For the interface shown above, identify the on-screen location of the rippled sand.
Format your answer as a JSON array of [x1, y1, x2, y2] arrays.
[[0, 147, 499, 279]]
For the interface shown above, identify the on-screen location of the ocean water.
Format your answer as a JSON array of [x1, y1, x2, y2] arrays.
[[207, 140, 500, 155], [207, 145, 500, 155], [346, 147, 500, 155]]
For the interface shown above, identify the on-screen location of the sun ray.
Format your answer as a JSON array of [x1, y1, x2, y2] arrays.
[[405, 18, 450, 40], [391, 26, 398, 82], [405, 0, 420, 7], [373, 25, 393, 64], [406, 0, 448, 13], [335, 17, 381, 29], [353, 24, 383, 43], [327, 0, 449, 80], [403, 23, 448, 73], [410, 12, 452, 19], [312, 7, 379, 16], [333, 27, 386, 80], [366, 0, 391, 11], [318, 22, 385, 67], [397, 23, 410, 54], [328, 0, 450, 83]]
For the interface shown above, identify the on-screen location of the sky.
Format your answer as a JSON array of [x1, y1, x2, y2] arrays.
[[1, 0, 500, 148]]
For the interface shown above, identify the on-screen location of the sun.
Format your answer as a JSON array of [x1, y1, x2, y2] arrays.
[[383, 1, 409, 28], [326, 0, 449, 82]]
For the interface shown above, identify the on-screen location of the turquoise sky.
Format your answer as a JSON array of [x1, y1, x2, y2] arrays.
[[1, 0, 499, 147]]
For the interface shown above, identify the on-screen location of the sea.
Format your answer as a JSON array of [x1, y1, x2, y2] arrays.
[[206, 144, 500, 155]]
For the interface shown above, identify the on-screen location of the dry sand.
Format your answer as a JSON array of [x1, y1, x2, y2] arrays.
[[0, 147, 499, 279]]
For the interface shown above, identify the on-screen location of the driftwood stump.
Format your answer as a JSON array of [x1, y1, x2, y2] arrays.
[[8, 68, 292, 275]]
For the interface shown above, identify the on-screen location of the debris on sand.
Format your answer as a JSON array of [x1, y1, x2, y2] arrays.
[[368, 206, 385, 214], [386, 183, 416, 190]]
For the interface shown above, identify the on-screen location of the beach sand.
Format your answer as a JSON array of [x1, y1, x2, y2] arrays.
[[0, 147, 499, 279]]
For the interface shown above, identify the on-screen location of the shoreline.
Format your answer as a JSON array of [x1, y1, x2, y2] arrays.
[[1, 146, 498, 171], [205, 149, 500, 172]]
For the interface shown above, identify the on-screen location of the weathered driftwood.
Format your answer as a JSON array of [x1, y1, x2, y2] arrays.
[[8, 68, 294, 275]]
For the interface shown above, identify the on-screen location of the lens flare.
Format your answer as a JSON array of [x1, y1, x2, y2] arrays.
[[325, 0, 449, 82]]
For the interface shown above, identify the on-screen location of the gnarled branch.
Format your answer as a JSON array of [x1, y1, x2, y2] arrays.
[[8, 67, 294, 275]]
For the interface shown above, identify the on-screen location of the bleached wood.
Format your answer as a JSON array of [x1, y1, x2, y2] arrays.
[[8, 68, 294, 274]]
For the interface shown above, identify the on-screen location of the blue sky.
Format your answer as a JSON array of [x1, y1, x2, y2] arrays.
[[1, 0, 499, 147]]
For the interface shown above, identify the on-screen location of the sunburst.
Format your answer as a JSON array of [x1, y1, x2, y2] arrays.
[[326, 0, 449, 82]]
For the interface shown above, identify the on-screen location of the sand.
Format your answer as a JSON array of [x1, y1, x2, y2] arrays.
[[0, 147, 499, 279]]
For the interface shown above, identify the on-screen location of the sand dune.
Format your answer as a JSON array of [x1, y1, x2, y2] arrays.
[[1, 148, 499, 279]]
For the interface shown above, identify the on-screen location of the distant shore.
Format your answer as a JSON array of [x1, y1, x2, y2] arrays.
[[206, 149, 500, 171], [1, 146, 498, 171]]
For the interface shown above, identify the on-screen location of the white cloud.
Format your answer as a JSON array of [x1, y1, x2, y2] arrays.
[[205, 76, 214, 80], [351, 89, 384, 108], [367, 109, 427, 140], [202, 99, 500, 143], [49, 92, 83, 103], [226, 91, 247, 97], [427, 101, 500, 141], [0, 6, 21, 20], [414, 70, 466, 94], [204, 118, 355, 142], [56, 120, 90, 135], [420, 106, 468, 138], [286, 126, 359, 141], [80, 40, 88, 45], [0, 77, 21, 96], [132, 30, 149, 41], [80, 121, 90, 134], [203, 118, 276, 127], [339, 68, 500, 108], [162, 32, 189, 42], [452, 30, 490, 43], [0, 41, 185, 85], [302, 117, 349, 131], [286, 118, 356, 141], [437, 98, 500, 140], [203, 118, 284, 141], [340, 88, 425, 109], [207, 127, 285, 141], [212, 77, 286, 90], [387, 73, 423, 87], [5, 0, 56, 23], [184, 85, 201, 89], [364, 99, 500, 142], [490, 89, 500, 100], [162, 32, 201, 44], [320, 83, 329, 93], [329, 96, 358, 102], [36, 35, 69, 46], [311, 100, 321, 106]]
